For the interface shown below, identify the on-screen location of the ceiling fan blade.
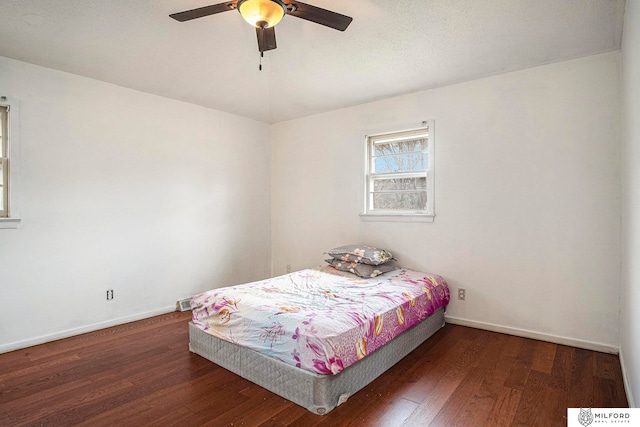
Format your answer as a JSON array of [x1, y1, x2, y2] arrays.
[[285, 1, 352, 31], [256, 26, 277, 52], [169, 2, 237, 22]]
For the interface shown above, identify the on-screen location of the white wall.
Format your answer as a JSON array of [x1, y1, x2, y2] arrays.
[[272, 52, 621, 351], [0, 40, 626, 379], [621, 0, 640, 408], [0, 56, 271, 352]]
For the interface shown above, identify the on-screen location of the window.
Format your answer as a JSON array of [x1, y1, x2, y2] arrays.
[[0, 96, 21, 228], [362, 121, 434, 222], [0, 104, 8, 218]]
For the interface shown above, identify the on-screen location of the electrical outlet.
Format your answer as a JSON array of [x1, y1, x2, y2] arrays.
[[107, 289, 114, 300], [458, 288, 466, 301], [286, 264, 291, 273]]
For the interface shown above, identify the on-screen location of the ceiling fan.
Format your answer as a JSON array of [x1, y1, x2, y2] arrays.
[[170, 0, 353, 54]]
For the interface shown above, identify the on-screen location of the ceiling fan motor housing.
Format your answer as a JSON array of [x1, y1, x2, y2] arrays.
[[237, 0, 287, 28]]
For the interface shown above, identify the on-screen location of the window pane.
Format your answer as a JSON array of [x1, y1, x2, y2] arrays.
[[372, 138, 427, 173], [373, 137, 427, 156], [373, 177, 426, 192], [0, 161, 4, 211], [0, 106, 6, 214], [0, 106, 5, 157], [372, 191, 427, 211], [373, 153, 426, 173]]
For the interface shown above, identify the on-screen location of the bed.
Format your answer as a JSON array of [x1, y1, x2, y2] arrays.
[[189, 265, 450, 415]]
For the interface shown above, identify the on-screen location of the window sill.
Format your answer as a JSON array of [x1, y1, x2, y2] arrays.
[[359, 213, 434, 223], [0, 217, 22, 229]]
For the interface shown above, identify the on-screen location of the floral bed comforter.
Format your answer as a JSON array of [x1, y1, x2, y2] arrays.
[[190, 266, 450, 375]]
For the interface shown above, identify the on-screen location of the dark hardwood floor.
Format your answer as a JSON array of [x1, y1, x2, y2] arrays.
[[0, 312, 627, 426]]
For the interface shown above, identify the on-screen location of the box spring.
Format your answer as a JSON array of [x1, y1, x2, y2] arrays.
[[189, 306, 445, 415]]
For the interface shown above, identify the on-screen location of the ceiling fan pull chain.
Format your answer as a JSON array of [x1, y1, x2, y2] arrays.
[[259, 51, 263, 71]]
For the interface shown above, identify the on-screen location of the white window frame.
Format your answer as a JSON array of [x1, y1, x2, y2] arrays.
[[360, 121, 434, 223], [0, 105, 7, 218], [0, 96, 21, 229]]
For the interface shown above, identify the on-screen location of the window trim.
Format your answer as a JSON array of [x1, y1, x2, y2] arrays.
[[360, 121, 435, 222], [0, 96, 21, 229], [1, 106, 7, 217], [0, 158, 7, 218]]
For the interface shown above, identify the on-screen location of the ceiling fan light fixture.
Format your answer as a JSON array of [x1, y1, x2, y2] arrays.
[[237, 0, 286, 28]]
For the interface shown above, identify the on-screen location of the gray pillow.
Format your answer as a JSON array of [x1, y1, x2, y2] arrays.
[[326, 245, 395, 265], [325, 259, 396, 278]]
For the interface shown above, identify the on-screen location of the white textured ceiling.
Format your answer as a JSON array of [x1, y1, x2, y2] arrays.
[[0, 0, 626, 123]]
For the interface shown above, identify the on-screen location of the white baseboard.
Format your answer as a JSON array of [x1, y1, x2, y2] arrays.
[[445, 315, 619, 355], [0, 305, 176, 354], [619, 348, 636, 408]]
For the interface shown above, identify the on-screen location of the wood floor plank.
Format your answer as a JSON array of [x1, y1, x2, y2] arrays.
[[511, 370, 550, 426], [0, 354, 81, 383], [355, 397, 419, 427], [531, 340, 557, 374], [593, 377, 629, 408], [549, 344, 574, 392], [401, 332, 487, 426], [501, 333, 525, 358], [483, 387, 522, 427], [22, 312, 188, 362], [594, 352, 623, 381], [396, 326, 473, 404], [568, 348, 595, 408], [428, 332, 503, 426], [201, 386, 290, 427], [260, 401, 308, 426], [0, 313, 629, 427], [533, 384, 566, 427], [446, 379, 502, 427], [504, 338, 537, 391]]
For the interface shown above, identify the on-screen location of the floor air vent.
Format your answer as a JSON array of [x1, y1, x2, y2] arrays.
[[176, 298, 192, 312]]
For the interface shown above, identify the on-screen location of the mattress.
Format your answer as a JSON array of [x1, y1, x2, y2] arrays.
[[190, 266, 450, 375], [189, 306, 445, 415]]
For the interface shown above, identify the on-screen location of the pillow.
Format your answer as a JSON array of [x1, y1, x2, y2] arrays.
[[325, 258, 396, 278], [326, 245, 394, 265]]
